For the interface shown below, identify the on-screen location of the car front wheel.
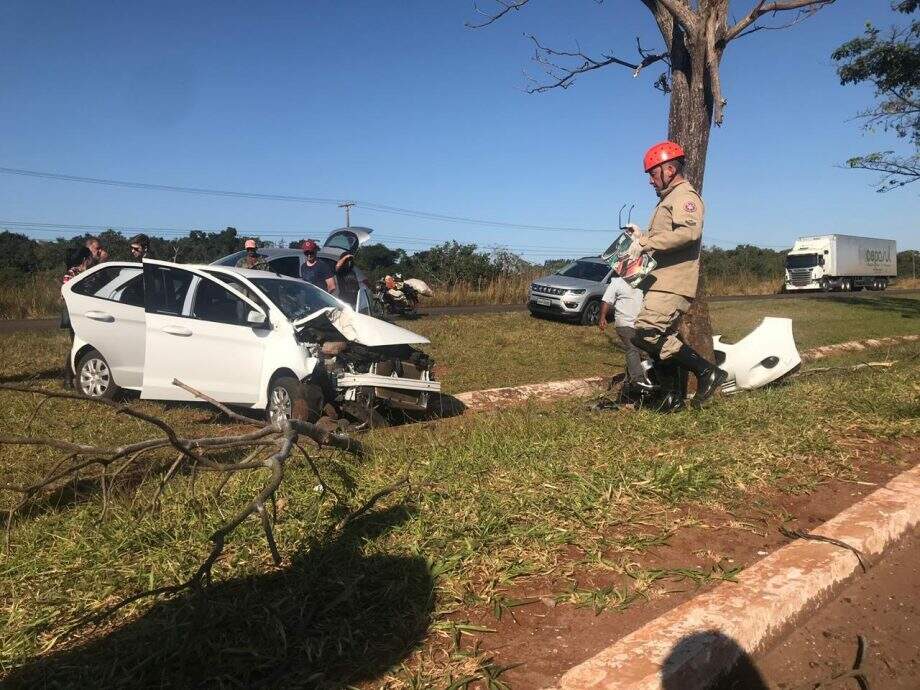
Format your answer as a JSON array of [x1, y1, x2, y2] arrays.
[[580, 299, 601, 326], [76, 349, 122, 400], [266, 377, 319, 424]]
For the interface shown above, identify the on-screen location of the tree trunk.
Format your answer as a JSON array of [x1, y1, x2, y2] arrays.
[[664, 14, 717, 363]]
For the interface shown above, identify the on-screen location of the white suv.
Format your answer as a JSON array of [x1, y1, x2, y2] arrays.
[[62, 259, 440, 426]]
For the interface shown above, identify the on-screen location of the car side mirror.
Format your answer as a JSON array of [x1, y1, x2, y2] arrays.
[[247, 309, 268, 327]]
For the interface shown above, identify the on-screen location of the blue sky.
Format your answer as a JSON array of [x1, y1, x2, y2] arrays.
[[1, 0, 916, 261]]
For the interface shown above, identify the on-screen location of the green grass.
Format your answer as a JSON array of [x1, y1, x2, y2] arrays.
[[411, 293, 919, 392], [0, 300, 918, 687]]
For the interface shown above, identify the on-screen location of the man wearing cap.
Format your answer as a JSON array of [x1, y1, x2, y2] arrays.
[[625, 141, 726, 409], [299, 239, 336, 293], [236, 239, 268, 269]]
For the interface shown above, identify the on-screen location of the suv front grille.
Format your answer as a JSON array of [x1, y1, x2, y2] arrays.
[[531, 284, 565, 296]]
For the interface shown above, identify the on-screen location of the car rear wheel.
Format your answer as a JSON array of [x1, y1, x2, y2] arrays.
[[580, 299, 601, 326], [76, 349, 122, 400]]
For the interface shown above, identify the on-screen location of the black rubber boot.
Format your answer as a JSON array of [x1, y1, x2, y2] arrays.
[[653, 361, 685, 413], [671, 344, 727, 408]]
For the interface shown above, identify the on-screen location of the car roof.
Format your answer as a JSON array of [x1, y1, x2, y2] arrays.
[[573, 256, 608, 265], [198, 264, 303, 283]]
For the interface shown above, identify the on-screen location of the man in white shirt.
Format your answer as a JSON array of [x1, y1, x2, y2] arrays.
[[598, 275, 647, 387]]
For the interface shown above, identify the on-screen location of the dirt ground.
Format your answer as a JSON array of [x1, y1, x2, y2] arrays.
[[743, 529, 920, 690], [461, 440, 918, 688]]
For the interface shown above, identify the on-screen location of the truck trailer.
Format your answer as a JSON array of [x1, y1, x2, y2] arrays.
[[784, 234, 897, 292]]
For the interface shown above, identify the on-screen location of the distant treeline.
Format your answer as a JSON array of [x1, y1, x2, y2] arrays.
[[1, 228, 917, 286]]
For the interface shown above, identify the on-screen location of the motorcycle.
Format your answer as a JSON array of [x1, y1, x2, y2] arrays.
[[372, 275, 431, 317]]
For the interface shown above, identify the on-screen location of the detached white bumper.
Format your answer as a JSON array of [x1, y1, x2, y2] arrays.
[[336, 373, 441, 393]]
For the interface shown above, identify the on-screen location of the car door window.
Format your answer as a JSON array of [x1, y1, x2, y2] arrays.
[[144, 265, 194, 316], [71, 266, 143, 300], [113, 274, 145, 307], [190, 278, 253, 326], [268, 256, 301, 279]]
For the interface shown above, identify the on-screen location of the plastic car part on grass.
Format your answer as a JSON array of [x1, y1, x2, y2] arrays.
[[713, 317, 802, 393]]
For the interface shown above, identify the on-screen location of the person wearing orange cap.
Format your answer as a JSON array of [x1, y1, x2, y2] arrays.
[[236, 239, 268, 269], [626, 141, 726, 410]]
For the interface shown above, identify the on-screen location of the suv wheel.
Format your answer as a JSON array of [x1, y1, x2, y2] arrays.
[[76, 349, 122, 400], [580, 299, 601, 326]]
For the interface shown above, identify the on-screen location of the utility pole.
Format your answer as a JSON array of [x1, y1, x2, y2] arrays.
[[338, 201, 355, 228]]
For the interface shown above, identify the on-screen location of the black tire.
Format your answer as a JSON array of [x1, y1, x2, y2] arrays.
[[266, 376, 321, 424], [76, 349, 122, 400], [820, 278, 830, 292], [880, 278, 888, 291], [580, 299, 601, 326]]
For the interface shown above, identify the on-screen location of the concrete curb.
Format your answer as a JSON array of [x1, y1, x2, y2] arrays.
[[801, 334, 918, 361], [453, 334, 919, 413], [546, 462, 920, 690]]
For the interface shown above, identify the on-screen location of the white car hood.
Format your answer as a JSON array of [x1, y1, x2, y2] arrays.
[[293, 308, 430, 347]]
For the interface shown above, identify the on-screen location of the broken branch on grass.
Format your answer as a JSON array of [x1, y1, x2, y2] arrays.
[[1, 379, 365, 627], [792, 361, 895, 378]]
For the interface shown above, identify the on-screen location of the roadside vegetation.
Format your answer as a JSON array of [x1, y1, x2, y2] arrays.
[[0, 295, 917, 686], [1, 329, 917, 686], [3, 228, 918, 318]]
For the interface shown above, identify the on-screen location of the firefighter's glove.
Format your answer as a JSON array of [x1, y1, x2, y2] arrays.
[[624, 223, 644, 239]]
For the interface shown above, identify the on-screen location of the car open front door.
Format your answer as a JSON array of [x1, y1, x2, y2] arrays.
[[141, 260, 271, 405]]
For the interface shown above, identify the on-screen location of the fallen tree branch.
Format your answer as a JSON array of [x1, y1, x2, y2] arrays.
[[791, 361, 895, 378], [1, 379, 366, 629]]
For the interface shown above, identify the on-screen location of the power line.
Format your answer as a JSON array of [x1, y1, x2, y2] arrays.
[[0, 166, 611, 233], [0, 219, 791, 253]]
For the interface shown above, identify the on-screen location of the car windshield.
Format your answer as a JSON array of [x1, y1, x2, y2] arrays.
[[557, 261, 610, 282], [785, 253, 820, 269], [250, 277, 341, 320]]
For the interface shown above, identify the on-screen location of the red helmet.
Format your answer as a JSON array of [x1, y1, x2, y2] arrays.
[[643, 141, 685, 173], [301, 239, 319, 253]]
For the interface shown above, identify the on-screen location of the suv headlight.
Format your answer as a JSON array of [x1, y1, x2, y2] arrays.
[[566, 289, 586, 295]]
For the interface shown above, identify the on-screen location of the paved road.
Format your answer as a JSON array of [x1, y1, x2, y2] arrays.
[[2, 289, 917, 334]]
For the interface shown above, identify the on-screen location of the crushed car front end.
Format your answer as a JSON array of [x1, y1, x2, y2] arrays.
[[293, 307, 441, 418]]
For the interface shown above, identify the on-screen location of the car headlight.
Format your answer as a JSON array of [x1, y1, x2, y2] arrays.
[[567, 289, 586, 295]]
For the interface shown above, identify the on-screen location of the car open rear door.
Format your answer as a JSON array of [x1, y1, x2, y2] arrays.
[[140, 260, 271, 404]]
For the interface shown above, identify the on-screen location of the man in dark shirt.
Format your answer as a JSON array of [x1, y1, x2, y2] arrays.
[[299, 239, 336, 293]]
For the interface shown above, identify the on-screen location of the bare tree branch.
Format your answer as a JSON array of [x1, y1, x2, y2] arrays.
[[0, 380, 367, 631], [466, 0, 530, 28], [726, 0, 836, 44], [525, 34, 668, 93]]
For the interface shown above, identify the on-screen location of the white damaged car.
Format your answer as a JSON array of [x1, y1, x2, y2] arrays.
[[62, 259, 440, 427]]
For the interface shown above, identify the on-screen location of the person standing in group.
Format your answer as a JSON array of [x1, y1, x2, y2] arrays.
[[299, 239, 336, 293], [236, 239, 268, 269], [60, 245, 96, 389], [129, 234, 151, 260], [598, 272, 649, 392], [626, 141, 726, 410]]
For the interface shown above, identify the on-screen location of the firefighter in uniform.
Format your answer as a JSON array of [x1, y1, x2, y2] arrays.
[[626, 141, 727, 410]]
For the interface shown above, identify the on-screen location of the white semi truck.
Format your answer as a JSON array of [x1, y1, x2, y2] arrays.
[[784, 234, 897, 292]]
